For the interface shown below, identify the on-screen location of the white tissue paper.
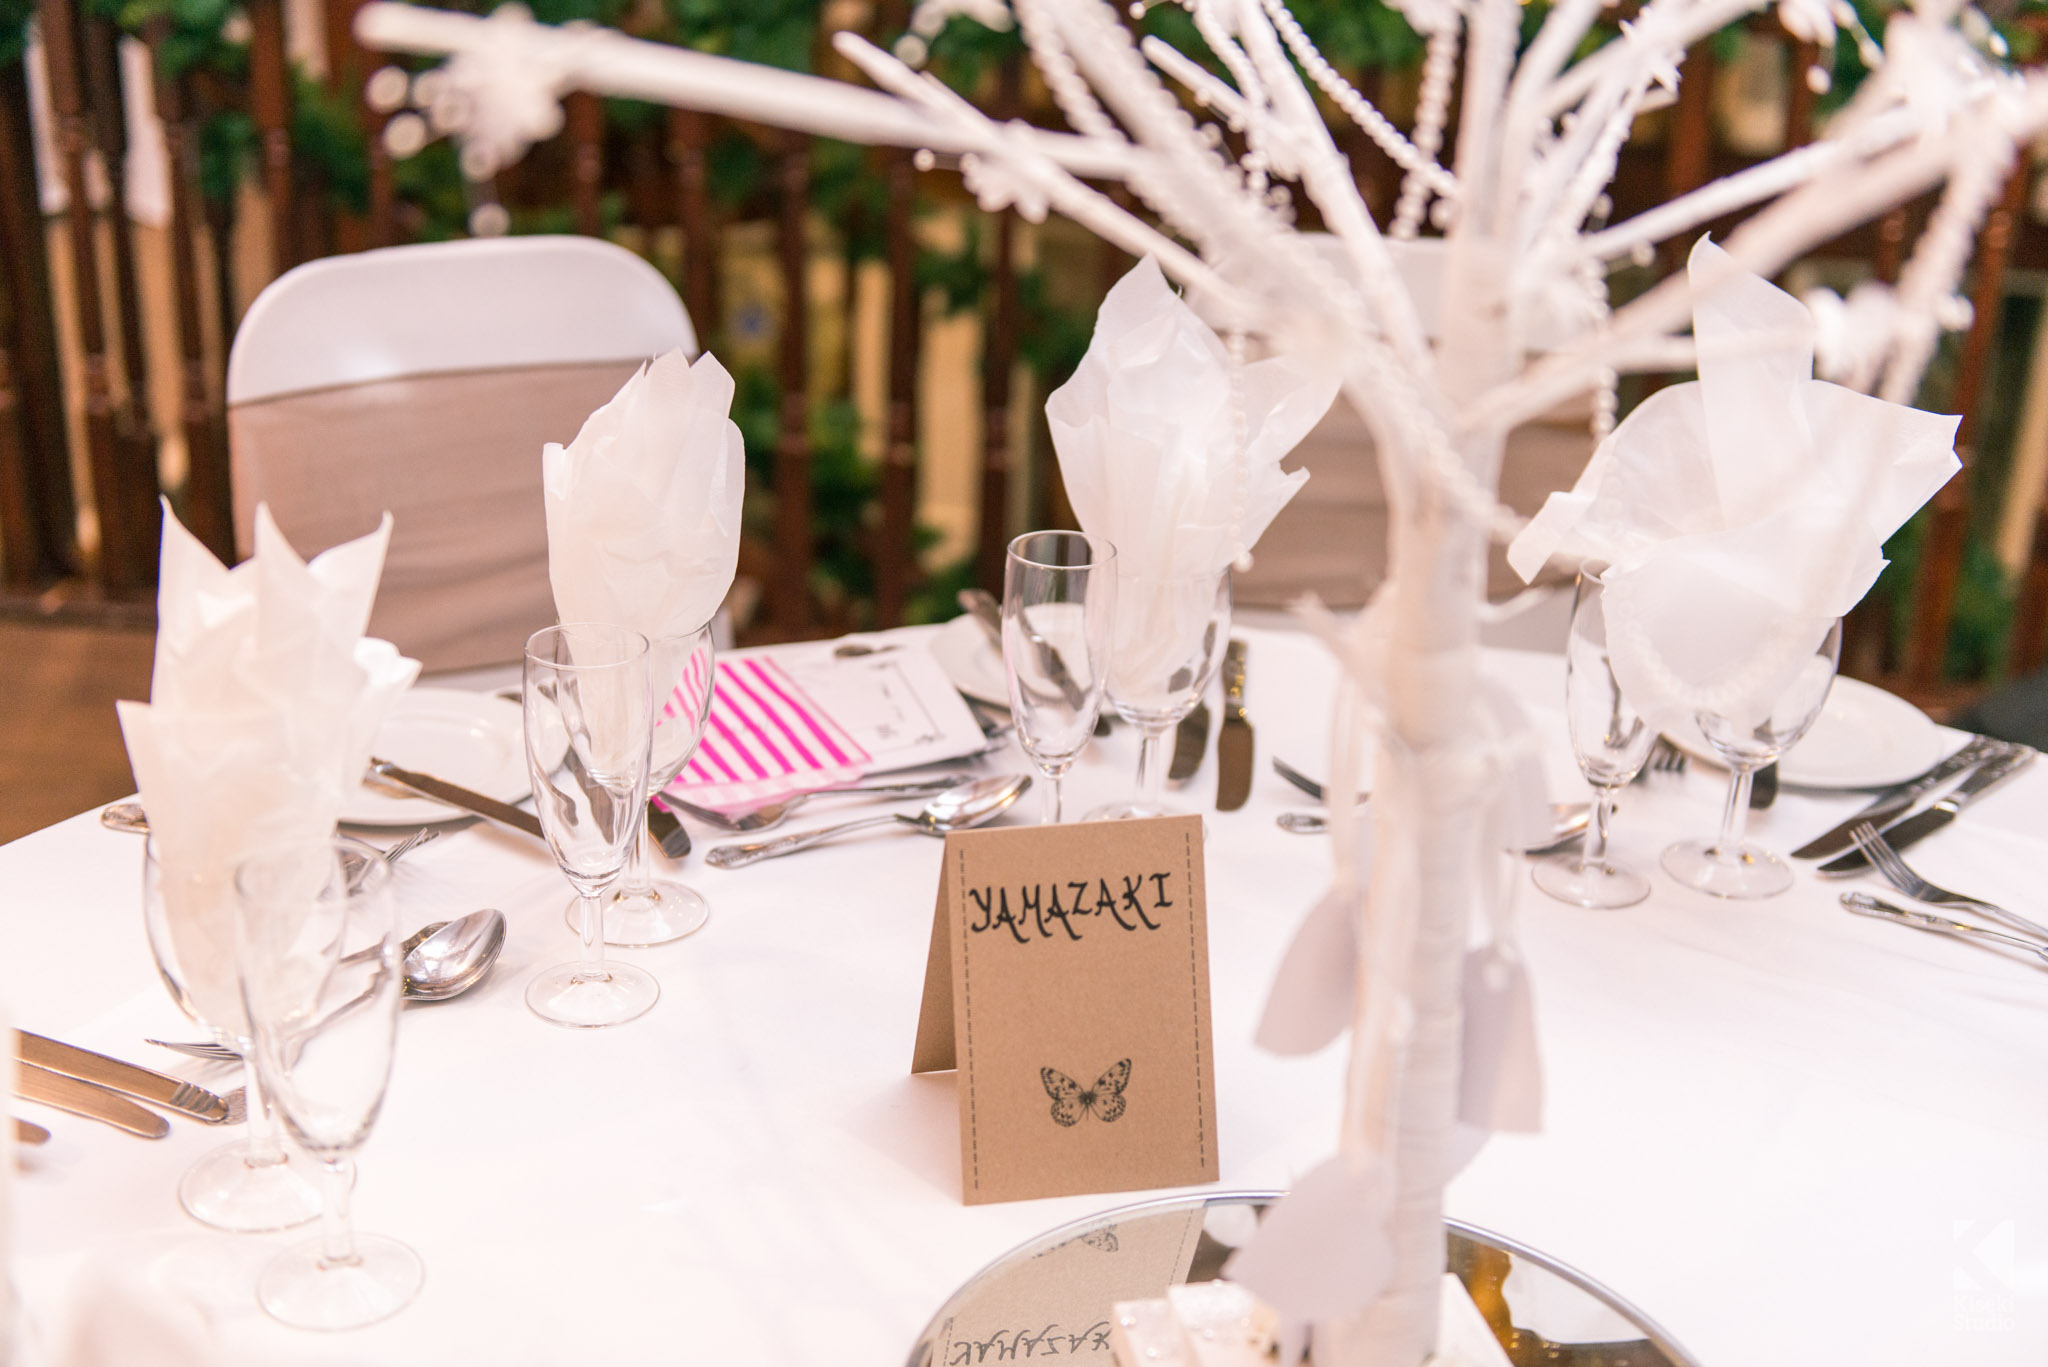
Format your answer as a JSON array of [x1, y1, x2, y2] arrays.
[[1507, 236, 1960, 735], [1049, 256, 1337, 705], [116, 503, 419, 1031], [543, 347, 745, 643]]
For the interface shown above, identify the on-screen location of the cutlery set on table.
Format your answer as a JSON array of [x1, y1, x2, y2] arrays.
[[1787, 736, 2048, 968]]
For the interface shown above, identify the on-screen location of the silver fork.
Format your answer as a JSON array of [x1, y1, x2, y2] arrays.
[[147, 1038, 241, 1063], [1650, 738, 1688, 774], [1848, 822, 2048, 942]]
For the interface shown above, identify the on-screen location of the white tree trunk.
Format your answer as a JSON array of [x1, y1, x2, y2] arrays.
[[1321, 243, 1512, 1367]]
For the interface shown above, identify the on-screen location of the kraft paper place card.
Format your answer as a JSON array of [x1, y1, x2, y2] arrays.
[[911, 814, 1219, 1205]]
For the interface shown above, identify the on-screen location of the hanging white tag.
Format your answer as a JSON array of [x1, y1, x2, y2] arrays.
[[1223, 1153, 1394, 1326], [1456, 944, 1543, 1133], [1254, 883, 1361, 1056]]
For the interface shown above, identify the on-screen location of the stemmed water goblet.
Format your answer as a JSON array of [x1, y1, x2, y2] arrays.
[[142, 838, 324, 1232], [235, 835, 419, 1330], [524, 622, 662, 1027], [572, 625, 716, 946], [1532, 572, 1659, 908], [1661, 618, 1843, 899], [1003, 531, 1116, 825], [1087, 566, 1232, 821]]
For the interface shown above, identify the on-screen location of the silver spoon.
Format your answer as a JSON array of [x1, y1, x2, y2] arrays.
[[149, 908, 509, 1060], [1277, 803, 1594, 852], [706, 774, 1032, 869], [669, 773, 976, 833], [401, 908, 508, 1001]]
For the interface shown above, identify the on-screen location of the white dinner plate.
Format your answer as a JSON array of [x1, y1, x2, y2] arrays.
[[929, 614, 1009, 707], [1664, 675, 1953, 789], [343, 688, 557, 827]]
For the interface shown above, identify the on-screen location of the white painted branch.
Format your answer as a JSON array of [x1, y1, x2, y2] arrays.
[[354, 2, 1138, 178], [1579, 107, 1920, 263], [1540, 0, 1766, 117]]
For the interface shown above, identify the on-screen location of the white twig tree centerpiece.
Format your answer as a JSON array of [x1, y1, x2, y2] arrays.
[[358, 0, 2047, 1358]]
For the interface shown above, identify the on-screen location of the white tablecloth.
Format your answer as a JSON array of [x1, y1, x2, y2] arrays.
[[6, 625, 2047, 1365]]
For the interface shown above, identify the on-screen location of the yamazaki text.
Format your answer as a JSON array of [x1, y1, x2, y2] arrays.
[[967, 873, 1175, 943]]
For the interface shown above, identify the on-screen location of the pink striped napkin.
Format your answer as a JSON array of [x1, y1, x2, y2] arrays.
[[661, 655, 870, 814]]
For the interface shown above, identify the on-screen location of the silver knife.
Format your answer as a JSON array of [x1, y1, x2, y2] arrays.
[[16, 1031, 230, 1123], [648, 799, 691, 859], [14, 1063, 170, 1139], [1818, 745, 2036, 875], [1168, 702, 1210, 782], [367, 758, 546, 841], [1215, 640, 1252, 811], [1792, 735, 2005, 859]]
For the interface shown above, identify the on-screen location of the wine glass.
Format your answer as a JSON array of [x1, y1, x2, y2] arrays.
[[142, 837, 323, 1232], [572, 626, 717, 946], [1087, 567, 1232, 821], [235, 835, 420, 1331], [1003, 531, 1116, 825], [1532, 573, 1660, 908], [524, 623, 661, 1028], [1661, 619, 1843, 899]]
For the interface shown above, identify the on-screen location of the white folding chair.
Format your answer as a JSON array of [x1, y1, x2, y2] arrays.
[[227, 236, 696, 673]]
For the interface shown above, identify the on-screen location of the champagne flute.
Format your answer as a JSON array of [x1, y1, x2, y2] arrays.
[[524, 623, 661, 1027], [1661, 619, 1843, 899], [143, 838, 323, 1232], [236, 835, 420, 1331], [1087, 567, 1232, 821], [1532, 573, 1659, 908], [577, 626, 716, 946], [1003, 531, 1116, 825]]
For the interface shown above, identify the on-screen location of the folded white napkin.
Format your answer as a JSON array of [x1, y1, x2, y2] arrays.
[[116, 504, 419, 1030], [1507, 237, 1960, 733], [543, 347, 745, 643], [1048, 255, 1337, 583]]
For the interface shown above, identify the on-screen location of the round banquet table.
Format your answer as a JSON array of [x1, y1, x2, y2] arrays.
[[5, 624, 2047, 1366]]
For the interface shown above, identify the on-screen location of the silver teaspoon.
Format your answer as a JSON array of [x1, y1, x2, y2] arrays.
[[403, 908, 508, 1001], [706, 774, 1032, 869]]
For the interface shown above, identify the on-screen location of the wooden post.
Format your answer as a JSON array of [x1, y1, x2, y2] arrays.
[[83, 10, 162, 579], [247, 0, 295, 274], [669, 107, 718, 339], [152, 39, 234, 561], [1783, 38, 1818, 151], [568, 91, 604, 237], [877, 147, 919, 626], [0, 58, 78, 578], [975, 55, 1022, 596], [0, 338, 39, 588], [40, 0, 155, 595], [774, 131, 813, 635], [1905, 163, 2029, 691]]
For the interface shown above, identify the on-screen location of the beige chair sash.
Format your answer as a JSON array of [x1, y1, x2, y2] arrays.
[[229, 361, 640, 674]]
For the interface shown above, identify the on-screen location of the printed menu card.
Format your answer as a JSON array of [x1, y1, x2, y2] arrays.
[[912, 815, 1220, 1205]]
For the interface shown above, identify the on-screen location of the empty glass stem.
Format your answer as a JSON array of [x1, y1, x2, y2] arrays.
[[1135, 725, 1171, 812], [239, 1053, 288, 1168], [574, 891, 609, 983], [1716, 764, 1757, 856], [319, 1159, 360, 1269], [614, 823, 655, 901], [1588, 782, 1618, 863]]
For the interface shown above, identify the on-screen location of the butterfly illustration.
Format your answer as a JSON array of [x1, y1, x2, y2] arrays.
[[1040, 1059, 1131, 1126]]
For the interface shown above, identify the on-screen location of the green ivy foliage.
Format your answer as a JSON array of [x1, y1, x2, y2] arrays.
[[0, 0, 34, 68]]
